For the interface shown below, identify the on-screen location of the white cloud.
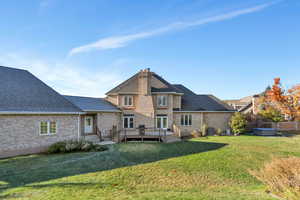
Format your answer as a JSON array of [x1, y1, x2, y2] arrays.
[[69, 1, 278, 56], [0, 53, 123, 97]]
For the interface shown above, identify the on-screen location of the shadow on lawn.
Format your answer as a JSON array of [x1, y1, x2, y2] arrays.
[[0, 140, 227, 194]]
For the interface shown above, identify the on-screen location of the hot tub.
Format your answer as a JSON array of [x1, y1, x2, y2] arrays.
[[253, 128, 278, 136]]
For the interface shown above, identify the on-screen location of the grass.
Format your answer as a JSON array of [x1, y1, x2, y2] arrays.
[[1, 135, 300, 200]]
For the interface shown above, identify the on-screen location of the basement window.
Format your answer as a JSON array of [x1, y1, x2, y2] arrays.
[[40, 121, 57, 135]]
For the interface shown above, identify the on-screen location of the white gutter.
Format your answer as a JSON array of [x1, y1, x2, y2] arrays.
[[173, 111, 235, 113], [0, 111, 86, 115], [83, 110, 122, 113]]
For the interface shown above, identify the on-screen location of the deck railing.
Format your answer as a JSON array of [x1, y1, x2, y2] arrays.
[[120, 127, 168, 143], [96, 127, 103, 142]]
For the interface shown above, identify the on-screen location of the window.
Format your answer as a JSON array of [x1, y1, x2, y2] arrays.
[[157, 95, 167, 107], [181, 114, 192, 126], [156, 115, 168, 129], [40, 121, 57, 135], [123, 96, 133, 106], [123, 115, 134, 128]]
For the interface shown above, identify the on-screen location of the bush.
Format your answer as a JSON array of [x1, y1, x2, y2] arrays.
[[191, 129, 201, 138], [216, 128, 223, 136], [201, 124, 208, 137], [47, 140, 108, 154], [94, 145, 108, 151], [47, 141, 67, 154], [229, 113, 247, 135], [250, 157, 300, 200], [259, 107, 284, 122]]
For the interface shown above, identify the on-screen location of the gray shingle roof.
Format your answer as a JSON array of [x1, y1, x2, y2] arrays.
[[63, 95, 120, 112], [173, 84, 234, 112], [0, 66, 83, 113], [151, 73, 181, 93]]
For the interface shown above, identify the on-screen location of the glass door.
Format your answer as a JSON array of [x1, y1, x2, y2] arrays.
[[156, 115, 168, 129]]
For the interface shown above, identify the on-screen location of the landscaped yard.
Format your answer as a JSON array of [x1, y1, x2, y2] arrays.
[[1, 135, 300, 200]]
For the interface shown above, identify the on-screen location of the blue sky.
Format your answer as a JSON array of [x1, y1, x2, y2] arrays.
[[0, 0, 299, 99]]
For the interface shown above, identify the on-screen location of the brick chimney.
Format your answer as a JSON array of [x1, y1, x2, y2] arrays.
[[136, 68, 155, 127], [138, 68, 151, 95]]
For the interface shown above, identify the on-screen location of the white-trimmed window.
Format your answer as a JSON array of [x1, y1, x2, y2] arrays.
[[156, 115, 168, 129], [123, 95, 133, 106], [157, 95, 167, 107], [40, 121, 57, 135], [123, 115, 134, 129], [181, 114, 192, 126]]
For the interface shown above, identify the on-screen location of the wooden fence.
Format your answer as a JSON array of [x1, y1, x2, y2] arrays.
[[247, 121, 300, 131]]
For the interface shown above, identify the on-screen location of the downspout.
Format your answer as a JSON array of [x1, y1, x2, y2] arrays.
[[78, 114, 81, 141]]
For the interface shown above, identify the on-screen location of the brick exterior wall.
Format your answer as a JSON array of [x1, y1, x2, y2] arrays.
[[173, 112, 233, 135], [203, 112, 232, 131], [0, 115, 79, 158], [97, 112, 121, 133]]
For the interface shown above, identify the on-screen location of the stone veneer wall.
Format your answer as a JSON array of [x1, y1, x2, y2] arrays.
[[0, 114, 79, 158]]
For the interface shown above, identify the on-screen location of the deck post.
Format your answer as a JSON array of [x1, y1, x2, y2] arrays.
[[164, 129, 167, 142], [125, 129, 127, 143], [159, 128, 161, 142], [117, 129, 120, 143]]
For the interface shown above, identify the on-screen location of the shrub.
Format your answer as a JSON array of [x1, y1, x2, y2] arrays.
[[47, 140, 108, 154], [47, 141, 67, 154], [191, 129, 201, 138], [81, 142, 93, 151], [250, 157, 300, 200], [259, 107, 284, 122], [201, 124, 208, 137], [229, 113, 247, 135], [94, 145, 108, 152], [216, 128, 223, 136]]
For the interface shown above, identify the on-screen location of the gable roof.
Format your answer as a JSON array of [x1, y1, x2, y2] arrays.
[[172, 84, 196, 95], [64, 95, 120, 112], [151, 73, 181, 93], [105, 73, 138, 95], [173, 84, 234, 112], [106, 70, 182, 95], [239, 102, 253, 113], [0, 66, 83, 114]]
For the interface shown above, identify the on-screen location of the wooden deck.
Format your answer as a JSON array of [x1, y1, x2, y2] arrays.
[[122, 135, 181, 143]]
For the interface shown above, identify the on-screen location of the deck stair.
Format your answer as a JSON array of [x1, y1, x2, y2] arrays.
[[83, 134, 100, 142], [162, 135, 181, 143]]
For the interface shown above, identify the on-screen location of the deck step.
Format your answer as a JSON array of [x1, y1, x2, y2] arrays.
[[162, 136, 181, 143], [84, 135, 100, 142]]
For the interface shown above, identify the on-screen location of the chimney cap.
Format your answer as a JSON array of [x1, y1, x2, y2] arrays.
[[141, 68, 151, 72]]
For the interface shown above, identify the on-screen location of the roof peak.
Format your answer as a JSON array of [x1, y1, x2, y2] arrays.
[[0, 66, 27, 72]]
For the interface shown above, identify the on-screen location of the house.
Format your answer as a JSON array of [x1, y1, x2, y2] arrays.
[[224, 95, 260, 114], [0, 66, 234, 158]]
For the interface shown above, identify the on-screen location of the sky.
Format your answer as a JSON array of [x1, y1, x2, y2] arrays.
[[0, 0, 299, 99]]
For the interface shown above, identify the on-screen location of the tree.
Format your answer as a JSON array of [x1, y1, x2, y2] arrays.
[[262, 78, 300, 121], [258, 107, 284, 122], [229, 113, 247, 135]]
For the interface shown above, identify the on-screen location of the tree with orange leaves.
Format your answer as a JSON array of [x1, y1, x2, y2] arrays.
[[262, 78, 300, 121]]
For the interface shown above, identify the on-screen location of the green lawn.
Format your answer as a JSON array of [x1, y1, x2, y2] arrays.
[[1, 135, 300, 200]]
